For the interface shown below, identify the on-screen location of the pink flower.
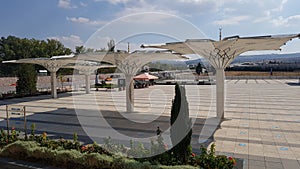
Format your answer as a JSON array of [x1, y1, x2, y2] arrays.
[[191, 153, 196, 157], [11, 126, 15, 131], [81, 145, 87, 151]]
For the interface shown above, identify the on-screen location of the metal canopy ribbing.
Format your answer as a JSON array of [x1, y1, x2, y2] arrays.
[[65, 50, 186, 112], [2, 54, 112, 98], [142, 34, 300, 119], [2, 50, 187, 111], [3, 54, 78, 98], [112, 50, 187, 112], [64, 64, 116, 94]]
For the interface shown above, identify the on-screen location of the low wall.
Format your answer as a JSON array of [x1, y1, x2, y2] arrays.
[[0, 75, 95, 94]]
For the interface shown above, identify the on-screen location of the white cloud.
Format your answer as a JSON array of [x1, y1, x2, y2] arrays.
[[116, 9, 178, 24], [271, 0, 288, 12], [271, 15, 300, 27], [66, 17, 107, 25], [223, 8, 236, 13], [253, 11, 271, 23], [179, 0, 214, 3], [85, 36, 112, 50], [85, 36, 141, 51], [58, 0, 77, 9], [214, 15, 251, 26], [94, 0, 130, 4], [48, 35, 83, 51], [113, 1, 180, 23], [80, 2, 88, 7]]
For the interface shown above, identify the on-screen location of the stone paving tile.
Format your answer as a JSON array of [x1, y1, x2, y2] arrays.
[[1, 79, 300, 168], [281, 159, 300, 169], [249, 159, 266, 167], [264, 157, 282, 163], [265, 161, 284, 169]]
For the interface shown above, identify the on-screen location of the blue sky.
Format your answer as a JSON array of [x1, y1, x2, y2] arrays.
[[1, 0, 300, 54]]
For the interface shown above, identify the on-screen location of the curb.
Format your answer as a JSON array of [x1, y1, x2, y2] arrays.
[[0, 157, 61, 169]]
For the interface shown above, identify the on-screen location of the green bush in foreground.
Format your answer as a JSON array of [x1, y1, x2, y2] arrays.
[[0, 127, 236, 168], [0, 141, 199, 169]]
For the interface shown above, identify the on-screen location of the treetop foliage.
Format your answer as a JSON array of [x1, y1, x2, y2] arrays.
[[0, 35, 72, 77]]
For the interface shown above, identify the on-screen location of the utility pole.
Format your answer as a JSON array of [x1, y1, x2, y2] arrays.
[[127, 42, 130, 53], [219, 27, 222, 41]]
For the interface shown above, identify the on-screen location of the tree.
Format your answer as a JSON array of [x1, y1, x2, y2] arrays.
[[0, 36, 72, 77], [195, 62, 203, 75], [75, 46, 85, 54], [170, 83, 192, 164], [107, 39, 115, 52], [75, 46, 98, 54], [0, 36, 72, 96], [16, 64, 37, 95]]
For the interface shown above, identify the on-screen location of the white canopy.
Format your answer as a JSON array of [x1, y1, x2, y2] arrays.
[[142, 34, 300, 69], [2, 50, 187, 112], [142, 33, 300, 119]]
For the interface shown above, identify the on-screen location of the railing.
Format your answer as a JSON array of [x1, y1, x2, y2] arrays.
[[225, 76, 299, 80]]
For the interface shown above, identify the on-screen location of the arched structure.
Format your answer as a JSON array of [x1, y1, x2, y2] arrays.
[[142, 34, 300, 119], [3, 54, 77, 98], [2, 50, 187, 113], [112, 50, 187, 112], [2, 54, 114, 98]]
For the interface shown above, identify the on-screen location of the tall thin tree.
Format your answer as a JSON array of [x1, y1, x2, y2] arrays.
[[170, 83, 192, 164]]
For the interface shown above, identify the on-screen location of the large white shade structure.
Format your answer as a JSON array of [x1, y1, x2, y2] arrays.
[[2, 50, 188, 113], [2, 54, 114, 98], [142, 34, 300, 119], [63, 50, 187, 112], [3, 54, 78, 98], [112, 50, 187, 112]]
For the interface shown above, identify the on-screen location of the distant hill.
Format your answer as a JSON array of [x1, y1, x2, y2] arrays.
[[185, 52, 300, 66], [232, 53, 300, 63]]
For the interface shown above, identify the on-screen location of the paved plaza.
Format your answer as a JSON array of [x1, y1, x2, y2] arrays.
[[0, 79, 299, 169]]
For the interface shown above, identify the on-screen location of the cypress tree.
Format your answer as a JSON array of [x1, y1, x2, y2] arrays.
[[170, 83, 192, 164], [16, 64, 37, 96]]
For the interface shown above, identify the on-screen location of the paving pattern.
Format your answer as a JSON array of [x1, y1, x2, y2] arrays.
[[216, 79, 300, 169], [0, 79, 299, 169]]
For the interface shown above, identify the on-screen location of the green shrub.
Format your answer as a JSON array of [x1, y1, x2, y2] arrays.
[[127, 141, 150, 158], [0, 141, 37, 159], [0, 140, 235, 169], [196, 144, 236, 169], [160, 165, 197, 169], [170, 84, 192, 164], [0, 140, 160, 169], [83, 153, 113, 168], [102, 136, 127, 155]]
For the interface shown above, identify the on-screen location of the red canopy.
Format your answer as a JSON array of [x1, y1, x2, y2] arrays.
[[133, 73, 158, 80]]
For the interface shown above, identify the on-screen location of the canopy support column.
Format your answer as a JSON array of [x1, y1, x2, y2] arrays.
[[85, 74, 91, 94], [50, 71, 57, 99], [216, 69, 225, 119], [125, 75, 134, 112]]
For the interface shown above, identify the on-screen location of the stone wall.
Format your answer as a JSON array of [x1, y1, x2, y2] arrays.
[[0, 75, 94, 94]]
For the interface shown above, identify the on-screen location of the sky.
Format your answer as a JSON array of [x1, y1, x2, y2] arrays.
[[1, 0, 300, 55]]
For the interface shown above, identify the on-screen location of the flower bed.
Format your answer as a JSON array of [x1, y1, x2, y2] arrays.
[[0, 127, 239, 169]]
